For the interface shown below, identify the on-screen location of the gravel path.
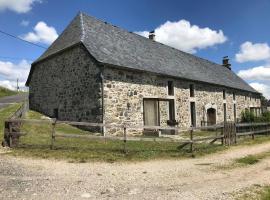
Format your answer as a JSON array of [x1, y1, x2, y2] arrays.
[[1, 142, 270, 200], [0, 94, 28, 109]]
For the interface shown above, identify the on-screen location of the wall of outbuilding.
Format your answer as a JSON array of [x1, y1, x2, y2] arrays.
[[103, 66, 261, 135], [28, 45, 103, 123]]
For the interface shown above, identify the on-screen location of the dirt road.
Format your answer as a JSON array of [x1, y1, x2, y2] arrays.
[[1, 142, 270, 200], [0, 94, 28, 109]]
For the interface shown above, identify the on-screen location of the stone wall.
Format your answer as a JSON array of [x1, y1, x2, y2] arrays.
[[29, 45, 103, 123], [103, 66, 261, 135]]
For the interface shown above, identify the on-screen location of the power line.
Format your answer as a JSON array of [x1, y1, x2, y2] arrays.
[[0, 56, 34, 61], [0, 29, 47, 49]]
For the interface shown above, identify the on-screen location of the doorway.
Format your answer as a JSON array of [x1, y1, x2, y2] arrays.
[[207, 108, 216, 125], [143, 99, 159, 126]]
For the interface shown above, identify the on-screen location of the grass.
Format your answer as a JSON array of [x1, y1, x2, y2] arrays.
[[235, 152, 270, 166], [0, 103, 22, 135], [235, 185, 270, 200], [2, 107, 270, 163], [0, 86, 17, 98]]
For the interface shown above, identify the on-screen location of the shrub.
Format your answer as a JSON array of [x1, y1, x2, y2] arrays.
[[241, 110, 255, 122], [241, 110, 270, 123]]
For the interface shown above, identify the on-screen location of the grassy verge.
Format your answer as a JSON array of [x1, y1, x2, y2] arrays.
[[2, 107, 270, 163], [0, 86, 17, 98], [235, 151, 270, 166], [235, 185, 270, 200], [0, 104, 21, 134]]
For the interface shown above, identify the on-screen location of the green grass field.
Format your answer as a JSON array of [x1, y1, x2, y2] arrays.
[[1, 104, 270, 163], [0, 86, 17, 98]]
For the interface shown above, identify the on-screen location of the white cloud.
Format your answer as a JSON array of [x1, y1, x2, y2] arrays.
[[238, 65, 270, 81], [0, 60, 31, 82], [236, 41, 270, 63], [135, 19, 227, 53], [0, 80, 26, 91], [0, 0, 41, 13], [21, 21, 58, 45], [249, 82, 270, 99], [20, 20, 29, 27]]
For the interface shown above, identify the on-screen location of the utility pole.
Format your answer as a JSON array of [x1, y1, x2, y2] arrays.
[[17, 78, 19, 92]]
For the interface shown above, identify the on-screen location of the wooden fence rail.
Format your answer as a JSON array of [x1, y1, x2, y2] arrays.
[[3, 115, 270, 155]]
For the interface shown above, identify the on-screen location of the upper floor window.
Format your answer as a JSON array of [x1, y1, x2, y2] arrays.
[[168, 81, 174, 96], [223, 90, 226, 100], [233, 92, 236, 100], [190, 84, 195, 97]]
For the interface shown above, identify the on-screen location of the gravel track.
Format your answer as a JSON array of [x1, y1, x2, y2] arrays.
[[1, 142, 270, 200]]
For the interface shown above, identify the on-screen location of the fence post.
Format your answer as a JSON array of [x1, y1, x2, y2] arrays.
[[123, 125, 127, 154], [190, 126, 194, 155], [50, 119, 56, 150], [251, 124, 255, 140]]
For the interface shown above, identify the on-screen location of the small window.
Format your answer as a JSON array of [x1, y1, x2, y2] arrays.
[[168, 81, 174, 96], [53, 108, 59, 119], [233, 92, 236, 100], [190, 84, 195, 97], [223, 90, 226, 100], [223, 103, 227, 122], [190, 102, 196, 127], [169, 100, 175, 120], [233, 104, 237, 122]]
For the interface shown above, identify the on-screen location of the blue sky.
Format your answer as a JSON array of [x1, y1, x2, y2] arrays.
[[0, 0, 270, 98]]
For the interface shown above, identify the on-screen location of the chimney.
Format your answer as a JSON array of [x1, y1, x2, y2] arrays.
[[222, 56, 231, 70], [149, 30, 155, 41]]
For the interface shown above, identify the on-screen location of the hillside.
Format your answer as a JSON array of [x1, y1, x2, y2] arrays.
[[0, 86, 17, 98]]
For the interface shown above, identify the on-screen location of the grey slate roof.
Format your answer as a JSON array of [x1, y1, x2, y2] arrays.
[[28, 12, 258, 93]]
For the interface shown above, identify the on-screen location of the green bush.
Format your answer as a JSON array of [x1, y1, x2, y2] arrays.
[[241, 110, 270, 123], [261, 111, 270, 122], [241, 110, 255, 122]]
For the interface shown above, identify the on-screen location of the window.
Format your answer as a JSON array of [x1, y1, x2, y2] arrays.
[[190, 102, 196, 127], [223, 103, 227, 122], [233, 104, 237, 122], [245, 95, 247, 100], [233, 92, 236, 100], [223, 90, 226, 100], [53, 108, 59, 119], [168, 81, 174, 96], [190, 84, 195, 97], [169, 100, 175, 120]]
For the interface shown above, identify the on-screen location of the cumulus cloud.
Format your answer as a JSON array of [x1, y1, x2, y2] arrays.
[[20, 20, 29, 27], [236, 42, 270, 63], [0, 59, 31, 82], [238, 65, 270, 81], [249, 82, 270, 99], [0, 80, 26, 91], [21, 21, 58, 45], [0, 0, 41, 13], [135, 19, 227, 53]]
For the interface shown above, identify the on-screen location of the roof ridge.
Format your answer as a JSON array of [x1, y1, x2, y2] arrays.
[[79, 12, 86, 42]]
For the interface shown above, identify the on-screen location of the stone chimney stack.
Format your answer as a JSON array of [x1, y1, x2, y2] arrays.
[[149, 30, 155, 41], [222, 56, 231, 70]]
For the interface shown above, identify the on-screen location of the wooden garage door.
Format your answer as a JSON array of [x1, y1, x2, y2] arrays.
[[143, 99, 159, 126]]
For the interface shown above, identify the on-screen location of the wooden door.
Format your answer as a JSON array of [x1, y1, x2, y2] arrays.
[[144, 99, 159, 126], [207, 108, 216, 125]]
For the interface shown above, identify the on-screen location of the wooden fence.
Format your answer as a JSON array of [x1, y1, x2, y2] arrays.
[[2, 102, 28, 147], [3, 115, 270, 155]]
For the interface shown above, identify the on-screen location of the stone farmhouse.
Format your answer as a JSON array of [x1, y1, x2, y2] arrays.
[[26, 12, 261, 135]]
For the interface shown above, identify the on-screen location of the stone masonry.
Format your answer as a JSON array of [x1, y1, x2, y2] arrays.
[[103, 66, 261, 135], [28, 45, 103, 123], [28, 44, 261, 136]]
